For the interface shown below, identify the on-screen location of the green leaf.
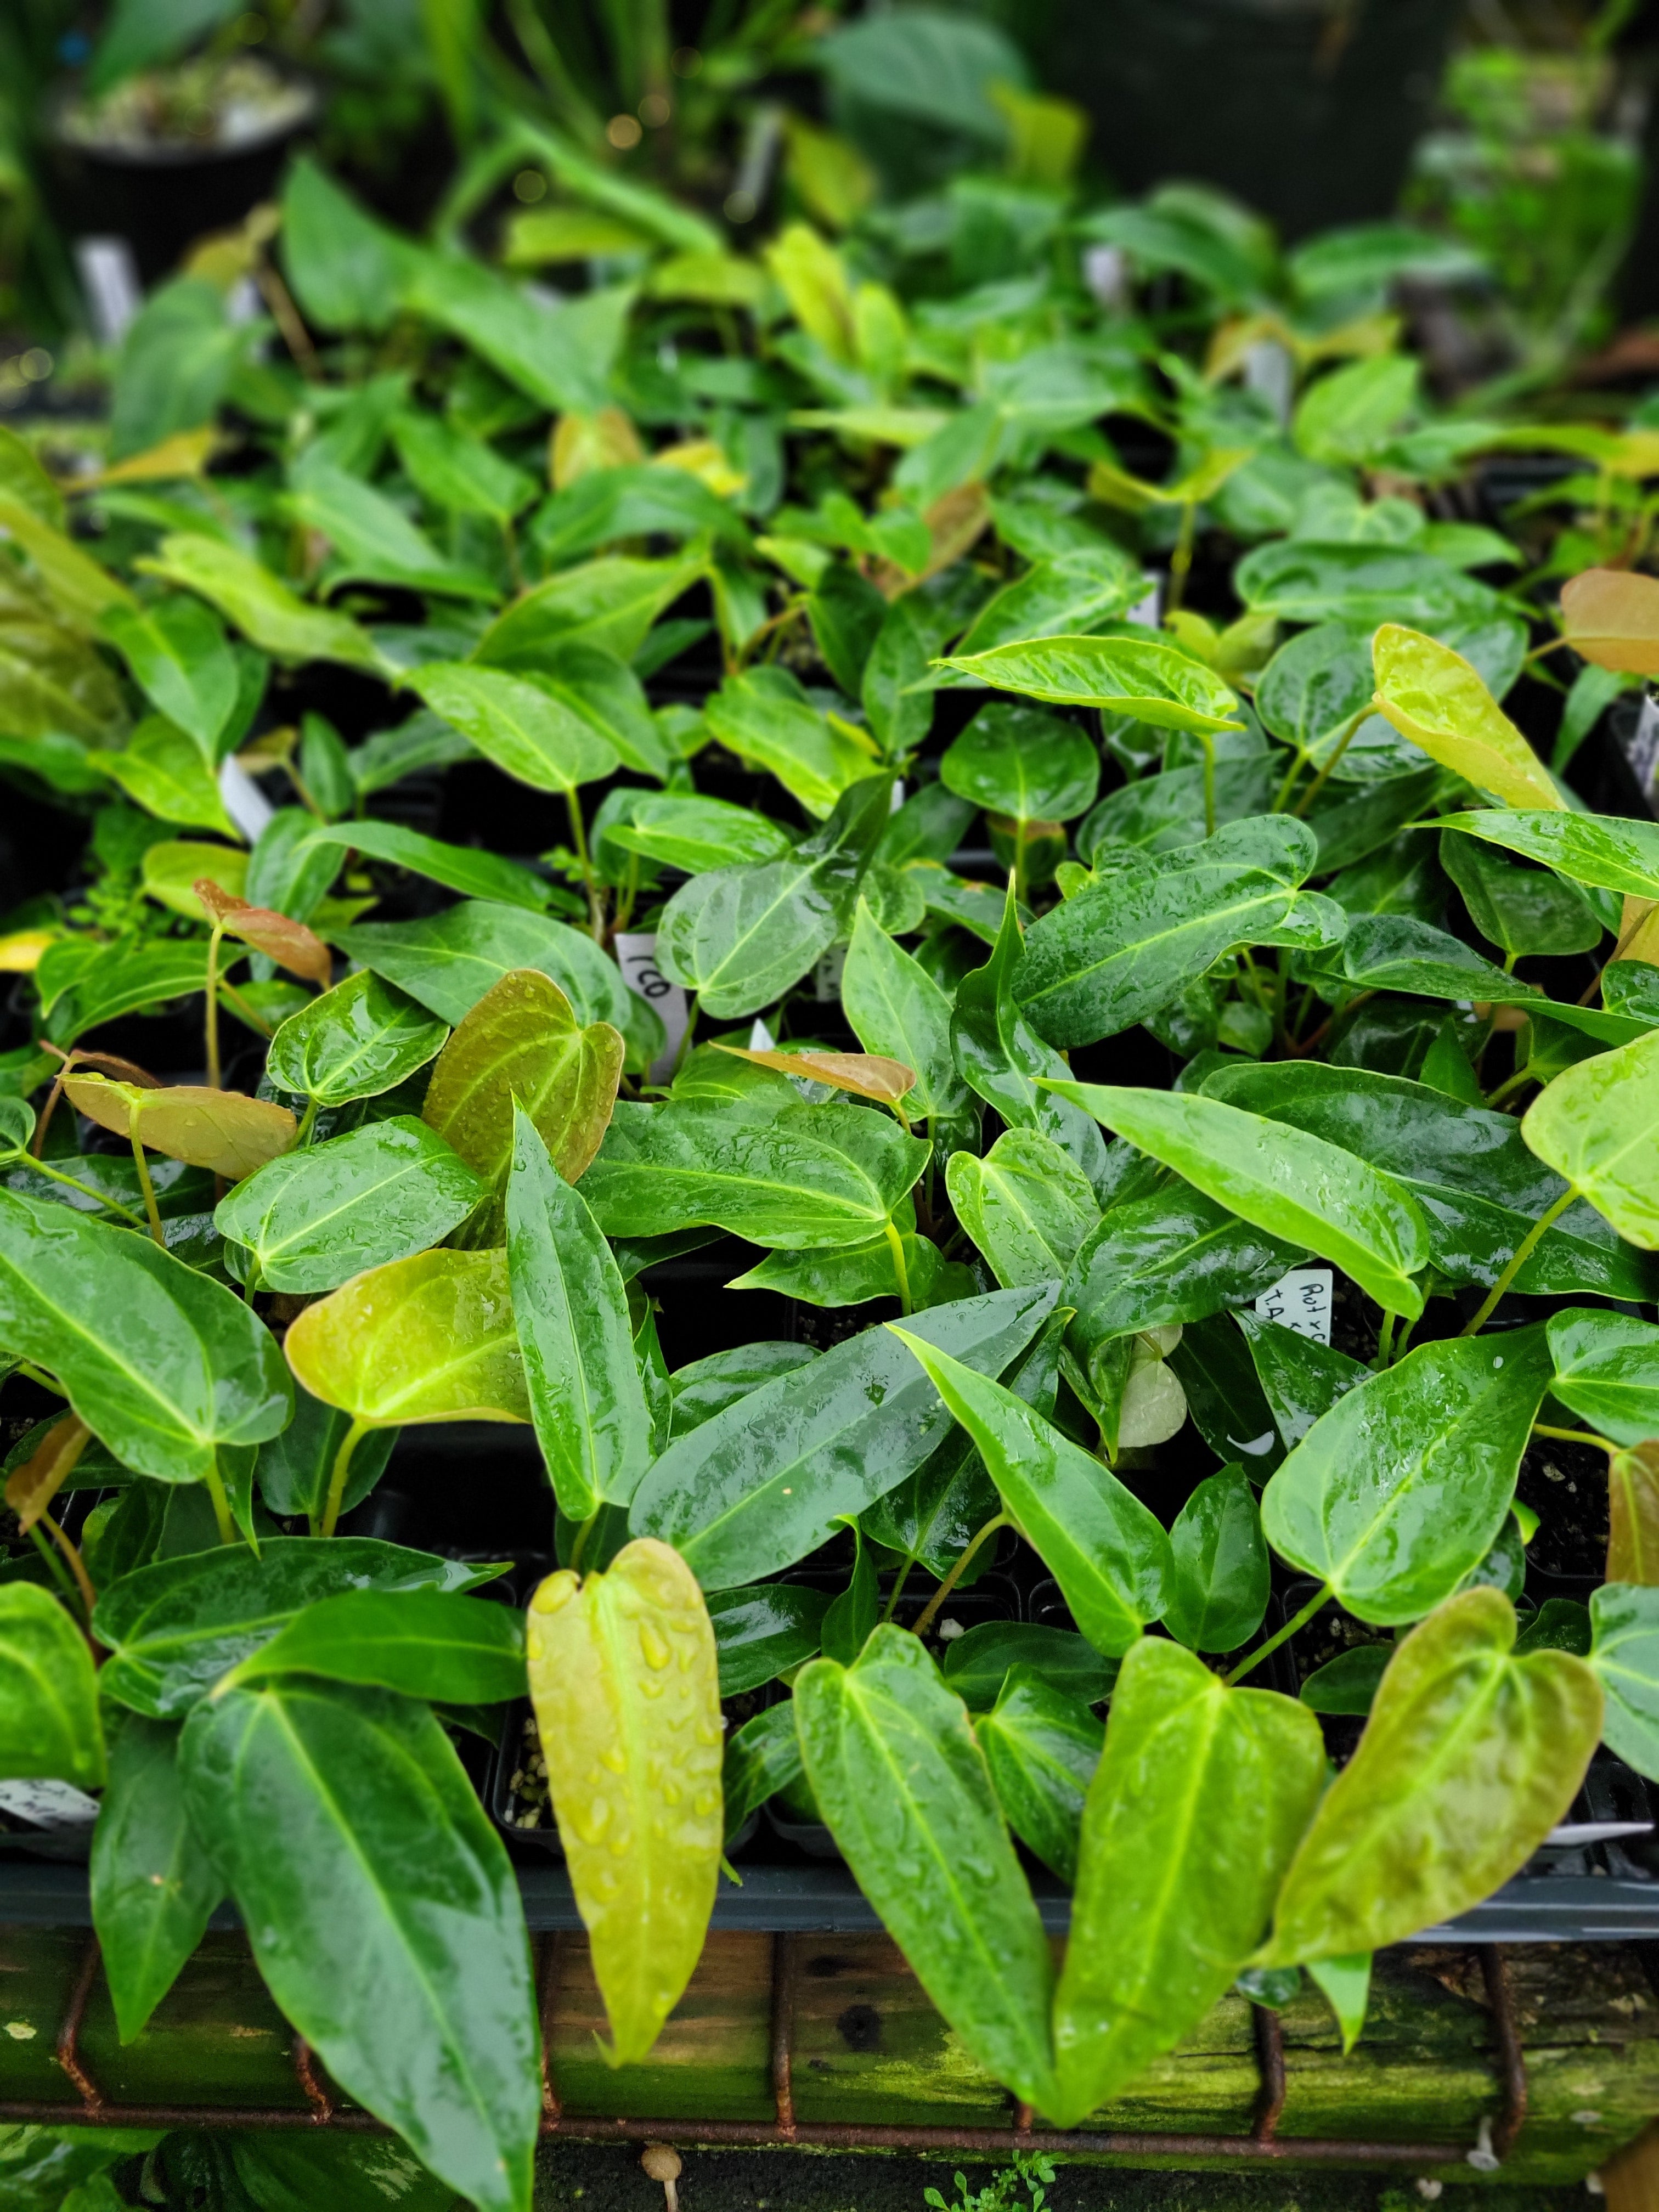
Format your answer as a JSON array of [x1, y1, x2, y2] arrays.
[[630, 1285, 1056, 1590], [506, 1110, 651, 1522], [285, 1249, 530, 1429], [139, 534, 385, 674], [266, 970, 449, 1108], [1239, 1313, 1366, 1451], [1051, 1636, 1325, 2125], [409, 663, 618, 795], [1307, 1954, 1373, 2056], [699, 665, 875, 817], [1164, 1466, 1271, 1655], [534, 466, 746, 567], [1299, 1646, 1390, 1716], [795, 1628, 1060, 2114], [422, 970, 622, 1236], [222, 1586, 526, 1702], [229, 2134, 460, 2212], [0, 1584, 104, 1787], [1065, 1190, 1300, 1359], [215, 1119, 485, 1294], [1049, 1081, 1429, 1318], [1260, 1332, 1552, 1624], [1440, 830, 1600, 958], [300, 821, 549, 914], [1589, 1583, 1659, 1776], [392, 410, 535, 524], [667, 1342, 819, 1432], [476, 554, 707, 668], [842, 899, 969, 1124], [729, 1224, 966, 1312], [1437, 808, 1659, 904], [939, 703, 1099, 824], [583, 1100, 928, 1252], [1525, 1028, 1659, 1249], [402, 254, 631, 417], [947, 1129, 1100, 1289], [254, 1381, 397, 1525], [0, 1189, 291, 1483], [1263, 1589, 1601, 1963], [338, 900, 650, 1041], [526, 1541, 723, 2065], [286, 457, 495, 602], [976, 1668, 1102, 1884], [1081, 753, 1280, 859], [603, 793, 793, 875], [1257, 622, 1373, 758], [890, 1329, 1172, 1656], [1014, 817, 1343, 1048], [722, 1700, 805, 1840], [90, 1714, 224, 2042], [943, 1622, 1118, 1711], [1293, 354, 1419, 465], [94, 1538, 495, 1716], [97, 714, 239, 836], [100, 596, 239, 761], [934, 635, 1243, 734], [708, 1584, 831, 1696], [280, 156, 412, 332], [180, 1678, 538, 2212], [1234, 541, 1498, 627], [1370, 625, 1562, 810], [1547, 1309, 1659, 1446], [949, 547, 1143, 662]]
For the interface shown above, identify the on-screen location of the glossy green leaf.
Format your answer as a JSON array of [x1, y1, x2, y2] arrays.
[[0, 1189, 290, 1483], [939, 703, 1100, 825], [583, 1100, 928, 1252], [266, 971, 449, 1107], [603, 793, 793, 875], [630, 1285, 1055, 1590], [1081, 753, 1280, 859], [94, 1538, 497, 1717], [1438, 808, 1659, 904], [1065, 1190, 1301, 1359], [1051, 1635, 1325, 2125], [949, 547, 1143, 662], [1307, 1954, 1373, 2055], [0, 1584, 104, 1787], [100, 596, 239, 760], [1299, 1645, 1390, 1716], [222, 1587, 526, 1702], [947, 1129, 1100, 1289], [507, 1110, 651, 1522], [526, 1541, 723, 2066], [91, 1713, 224, 2042], [842, 899, 969, 1124], [976, 1668, 1102, 1884], [1256, 622, 1374, 758], [215, 1119, 484, 1294], [729, 1224, 967, 1312], [708, 1584, 831, 1696], [254, 1382, 397, 1526], [40, 938, 209, 1047], [97, 713, 238, 835], [476, 554, 707, 668], [891, 1330, 1172, 1656], [795, 1627, 1060, 2114], [1239, 1312, 1367, 1452], [1234, 540, 1498, 627], [942, 1622, 1117, 1712], [721, 1700, 804, 1839], [300, 821, 548, 915], [1050, 1081, 1429, 1318], [1525, 1027, 1659, 1249], [1260, 1331, 1551, 1624], [1264, 1589, 1601, 1963], [285, 1249, 531, 1430], [228, 2135, 460, 2212], [1370, 624, 1562, 810], [1440, 831, 1600, 958], [1547, 1309, 1659, 1445], [668, 1342, 819, 1434], [1589, 1582, 1659, 1776], [1014, 817, 1344, 1048], [180, 1677, 538, 2212], [287, 458, 494, 602], [392, 409, 535, 524], [701, 665, 875, 817], [935, 635, 1243, 734], [409, 663, 617, 795], [1164, 1466, 1271, 1655], [140, 533, 385, 674]]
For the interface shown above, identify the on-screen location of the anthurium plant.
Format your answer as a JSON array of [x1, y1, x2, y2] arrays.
[[6, 133, 1659, 2210]]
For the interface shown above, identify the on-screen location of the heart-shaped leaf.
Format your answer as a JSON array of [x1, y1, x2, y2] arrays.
[[934, 635, 1243, 735], [284, 1249, 531, 1429], [1590, 1582, 1659, 1774], [0, 1584, 104, 1787], [266, 969, 449, 1107], [65, 1075, 296, 1180], [1370, 624, 1562, 809], [409, 662, 618, 794], [1525, 1027, 1659, 1248], [976, 1669, 1102, 1885], [1547, 1308, 1659, 1446], [939, 702, 1101, 824], [947, 1128, 1101, 1290]]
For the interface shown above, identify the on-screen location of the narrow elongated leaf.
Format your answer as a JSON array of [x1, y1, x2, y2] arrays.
[[1590, 1583, 1659, 1774], [1164, 1466, 1271, 1655], [1051, 1637, 1325, 2124], [1260, 1333, 1552, 1623], [891, 1330, 1172, 1656], [1263, 1589, 1601, 1963], [1049, 1082, 1429, 1318], [1525, 1027, 1659, 1248], [300, 821, 549, 914], [91, 1714, 224, 2042], [947, 1129, 1100, 1289], [718, 1044, 915, 1111], [0, 1584, 104, 1786], [266, 971, 449, 1107], [1370, 624, 1562, 809], [215, 1118, 484, 1293], [583, 1100, 928, 1252], [976, 1669, 1102, 1884], [65, 1076, 296, 1181], [1439, 808, 1659, 904], [1547, 1310, 1659, 1446], [94, 1538, 495, 1716], [795, 1628, 1060, 2114], [506, 1110, 651, 1521], [42, 939, 209, 1047], [1014, 817, 1344, 1048], [935, 635, 1243, 734], [842, 900, 968, 1122], [409, 663, 617, 794], [0, 1189, 291, 1483], [630, 1286, 1056, 1589], [285, 1249, 531, 1429], [223, 1587, 526, 1702], [140, 532, 385, 674], [526, 1541, 723, 2064], [180, 1679, 539, 2212]]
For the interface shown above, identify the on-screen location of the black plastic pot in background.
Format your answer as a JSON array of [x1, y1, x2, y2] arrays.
[[1042, 0, 1460, 239]]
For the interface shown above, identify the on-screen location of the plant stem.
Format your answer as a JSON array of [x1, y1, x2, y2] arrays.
[[1291, 712, 1364, 819], [22, 1156, 148, 1229], [127, 1109, 166, 1250], [28, 1522, 80, 1611], [1198, 730, 1217, 839], [568, 1511, 600, 1573], [16, 1362, 67, 1396], [1167, 501, 1197, 615], [881, 1556, 916, 1623], [203, 1456, 237, 1547], [884, 1219, 913, 1316], [205, 922, 225, 1089], [1374, 1311, 1396, 1370], [913, 1513, 1010, 1640], [320, 1418, 369, 1539], [669, 994, 699, 1082], [1460, 1188, 1577, 1336], [38, 1509, 97, 1617], [565, 792, 603, 940], [1225, 1582, 1333, 1687], [295, 1097, 321, 1147], [1271, 748, 1308, 815], [1532, 1423, 1615, 1455], [31, 1049, 83, 1159]]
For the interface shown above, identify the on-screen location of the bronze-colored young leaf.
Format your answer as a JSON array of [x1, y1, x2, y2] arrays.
[[422, 968, 623, 1235], [1560, 567, 1659, 676], [195, 878, 333, 988], [526, 1540, 723, 2066], [1611, 1443, 1659, 1585], [3, 1412, 90, 1533], [65, 1075, 296, 1181], [713, 1043, 916, 1111], [1262, 1588, 1601, 1965], [1371, 624, 1562, 810], [284, 1249, 531, 1428]]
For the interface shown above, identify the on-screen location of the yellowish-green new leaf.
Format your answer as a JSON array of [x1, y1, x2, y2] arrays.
[[284, 1248, 530, 1428], [97, 715, 239, 836], [138, 533, 386, 674], [0, 491, 136, 629], [1559, 567, 1659, 676], [1370, 624, 1562, 810], [526, 1539, 723, 2065], [64, 1075, 296, 1180], [1523, 1026, 1659, 1249]]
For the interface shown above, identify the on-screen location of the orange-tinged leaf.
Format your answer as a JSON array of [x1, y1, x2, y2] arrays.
[[4, 1414, 91, 1532], [1560, 568, 1659, 676], [714, 1042, 916, 1108], [1611, 1443, 1659, 1585], [195, 879, 333, 988], [65, 1075, 296, 1180]]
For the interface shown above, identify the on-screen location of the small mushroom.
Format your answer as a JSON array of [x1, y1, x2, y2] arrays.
[[641, 2141, 681, 2212]]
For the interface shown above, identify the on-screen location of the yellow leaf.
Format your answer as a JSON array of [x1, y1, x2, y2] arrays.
[[196, 878, 333, 987], [1611, 1443, 1659, 1585], [550, 408, 644, 489], [80, 431, 219, 490], [990, 81, 1089, 188], [646, 252, 769, 308], [0, 928, 58, 973], [765, 223, 857, 365], [527, 1540, 723, 2065], [1371, 624, 1563, 810], [714, 1043, 916, 1113], [140, 842, 250, 920], [64, 1075, 296, 1180], [0, 493, 135, 630], [781, 116, 876, 232], [1560, 568, 1659, 676], [652, 439, 747, 499]]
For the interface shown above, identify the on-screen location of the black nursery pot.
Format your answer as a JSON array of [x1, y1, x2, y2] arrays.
[[1042, 0, 1460, 240]]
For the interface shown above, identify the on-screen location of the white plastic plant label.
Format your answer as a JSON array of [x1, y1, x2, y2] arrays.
[[219, 758, 275, 843], [1127, 573, 1165, 631], [613, 933, 689, 1084], [1254, 1268, 1333, 1345], [1626, 693, 1659, 801], [0, 1778, 99, 1831], [75, 236, 142, 347]]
